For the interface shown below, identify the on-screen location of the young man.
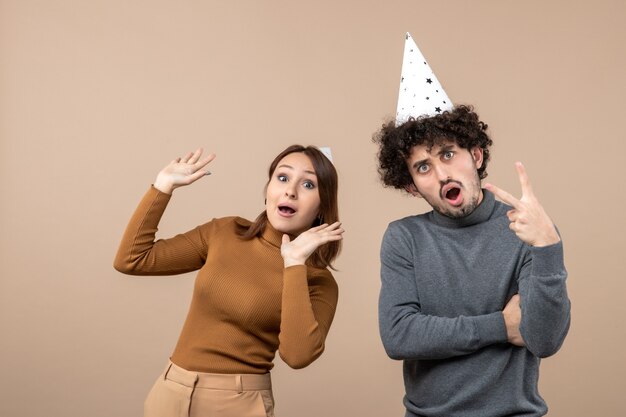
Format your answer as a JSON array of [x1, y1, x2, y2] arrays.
[[374, 104, 571, 417]]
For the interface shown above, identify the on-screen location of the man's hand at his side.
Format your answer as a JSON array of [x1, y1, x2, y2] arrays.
[[485, 162, 560, 247]]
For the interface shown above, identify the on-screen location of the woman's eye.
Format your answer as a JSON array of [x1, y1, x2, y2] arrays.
[[277, 175, 288, 182], [303, 181, 315, 189]]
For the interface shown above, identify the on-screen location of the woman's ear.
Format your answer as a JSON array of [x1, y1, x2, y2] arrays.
[[471, 147, 484, 169], [404, 183, 422, 198]]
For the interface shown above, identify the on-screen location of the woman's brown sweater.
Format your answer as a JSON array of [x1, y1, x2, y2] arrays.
[[114, 186, 338, 374]]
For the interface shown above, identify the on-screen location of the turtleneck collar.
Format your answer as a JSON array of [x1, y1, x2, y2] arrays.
[[429, 189, 496, 228], [261, 221, 295, 248]]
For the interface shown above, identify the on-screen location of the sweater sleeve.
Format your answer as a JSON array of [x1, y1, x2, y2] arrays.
[[517, 241, 571, 358], [113, 186, 209, 275], [378, 224, 508, 360], [278, 265, 338, 369]]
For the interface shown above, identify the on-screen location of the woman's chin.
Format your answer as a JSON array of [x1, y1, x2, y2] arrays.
[[268, 219, 307, 236]]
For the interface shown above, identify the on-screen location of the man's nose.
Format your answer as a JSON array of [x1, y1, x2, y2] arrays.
[[433, 163, 450, 181]]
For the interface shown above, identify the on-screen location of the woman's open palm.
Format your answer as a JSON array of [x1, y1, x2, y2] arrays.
[[154, 148, 215, 194], [281, 222, 344, 267]]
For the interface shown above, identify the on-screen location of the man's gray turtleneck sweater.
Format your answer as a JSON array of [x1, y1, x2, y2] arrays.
[[379, 190, 570, 417]]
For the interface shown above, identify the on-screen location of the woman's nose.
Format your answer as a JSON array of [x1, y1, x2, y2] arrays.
[[284, 185, 297, 199]]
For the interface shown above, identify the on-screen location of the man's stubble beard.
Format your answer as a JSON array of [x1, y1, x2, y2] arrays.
[[423, 171, 482, 219]]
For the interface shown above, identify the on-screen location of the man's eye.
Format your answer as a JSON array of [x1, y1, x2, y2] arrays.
[[418, 164, 429, 173], [303, 181, 315, 189], [443, 151, 454, 160]]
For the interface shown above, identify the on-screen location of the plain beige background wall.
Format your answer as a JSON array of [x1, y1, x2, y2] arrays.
[[1, 1, 624, 416]]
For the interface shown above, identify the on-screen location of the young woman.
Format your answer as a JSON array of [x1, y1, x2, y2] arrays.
[[114, 145, 343, 417]]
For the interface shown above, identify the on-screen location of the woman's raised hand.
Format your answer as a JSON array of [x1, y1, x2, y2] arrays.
[[281, 222, 344, 267], [154, 148, 216, 194]]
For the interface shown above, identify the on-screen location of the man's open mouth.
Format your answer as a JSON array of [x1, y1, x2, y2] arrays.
[[441, 182, 463, 205], [445, 187, 460, 201]]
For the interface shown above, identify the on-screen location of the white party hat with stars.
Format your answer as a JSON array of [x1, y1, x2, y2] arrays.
[[396, 33, 453, 125]]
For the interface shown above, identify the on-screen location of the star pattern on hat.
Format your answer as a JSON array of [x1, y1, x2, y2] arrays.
[[396, 33, 453, 125]]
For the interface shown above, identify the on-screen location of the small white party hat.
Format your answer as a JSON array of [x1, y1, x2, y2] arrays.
[[396, 33, 453, 125], [318, 146, 333, 162]]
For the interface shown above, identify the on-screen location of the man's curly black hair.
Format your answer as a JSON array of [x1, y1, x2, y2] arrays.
[[373, 105, 493, 191]]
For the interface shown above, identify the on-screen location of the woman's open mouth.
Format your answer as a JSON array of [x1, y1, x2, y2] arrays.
[[278, 205, 297, 217]]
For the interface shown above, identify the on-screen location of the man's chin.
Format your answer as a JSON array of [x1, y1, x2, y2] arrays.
[[438, 209, 467, 219], [437, 202, 477, 219]]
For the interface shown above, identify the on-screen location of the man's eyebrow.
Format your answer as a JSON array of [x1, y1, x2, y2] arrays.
[[411, 145, 456, 170], [436, 144, 455, 155], [411, 157, 429, 171]]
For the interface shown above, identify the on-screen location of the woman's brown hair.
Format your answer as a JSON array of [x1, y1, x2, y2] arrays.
[[238, 145, 341, 269]]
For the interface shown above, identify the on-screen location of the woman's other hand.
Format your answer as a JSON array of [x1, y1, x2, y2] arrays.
[[281, 222, 344, 267], [154, 148, 216, 194]]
